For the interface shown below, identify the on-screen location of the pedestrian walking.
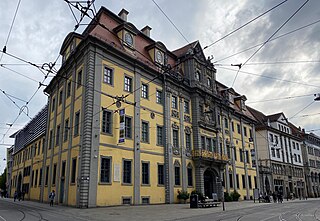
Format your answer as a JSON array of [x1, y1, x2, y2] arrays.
[[49, 190, 55, 207], [13, 191, 17, 202]]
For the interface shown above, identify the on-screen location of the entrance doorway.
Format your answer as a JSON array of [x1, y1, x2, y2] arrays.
[[17, 173, 22, 193], [59, 178, 65, 203], [204, 169, 218, 199]]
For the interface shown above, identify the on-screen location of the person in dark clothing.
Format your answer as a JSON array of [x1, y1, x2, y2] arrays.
[[49, 190, 55, 207], [277, 192, 283, 203]]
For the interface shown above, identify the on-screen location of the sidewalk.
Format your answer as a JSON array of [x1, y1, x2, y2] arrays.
[[0, 197, 315, 221]]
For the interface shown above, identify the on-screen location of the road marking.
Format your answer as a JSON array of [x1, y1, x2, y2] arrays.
[[0, 215, 6, 221]]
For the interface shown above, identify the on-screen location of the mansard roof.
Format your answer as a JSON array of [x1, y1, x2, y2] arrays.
[[12, 104, 48, 154]]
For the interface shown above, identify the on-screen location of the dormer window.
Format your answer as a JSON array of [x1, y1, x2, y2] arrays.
[[195, 71, 200, 81], [156, 50, 163, 63], [124, 32, 133, 47]]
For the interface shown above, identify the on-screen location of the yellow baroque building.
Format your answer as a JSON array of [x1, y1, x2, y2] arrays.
[[7, 6, 258, 207]]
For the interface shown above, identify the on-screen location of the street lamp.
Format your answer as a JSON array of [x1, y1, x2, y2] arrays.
[[314, 94, 320, 101]]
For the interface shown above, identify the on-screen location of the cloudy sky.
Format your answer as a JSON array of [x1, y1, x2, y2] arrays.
[[0, 0, 319, 172]]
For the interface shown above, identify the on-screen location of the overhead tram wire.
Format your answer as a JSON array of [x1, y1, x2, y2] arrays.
[[0, 65, 39, 83], [64, 0, 196, 101], [217, 66, 320, 89], [203, 0, 288, 50], [214, 18, 320, 63], [247, 93, 315, 104], [231, 0, 310, 88], [0, 0, 22, 63], [216, 60, 320, 67], [151, 0, 189, 44], [291, 112, 320, 119], [288, 100, 315, 120], [0, 56, 57, 144]]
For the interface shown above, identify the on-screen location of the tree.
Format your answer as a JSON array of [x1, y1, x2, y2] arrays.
[[0, 168, 7, 191]]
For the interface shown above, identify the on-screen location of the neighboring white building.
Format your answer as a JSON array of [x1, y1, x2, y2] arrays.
[[248, 107, 305, 198]]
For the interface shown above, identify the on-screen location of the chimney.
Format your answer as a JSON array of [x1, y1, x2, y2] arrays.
[[141, 25, 152, 37], [118, 8, 129, 21]]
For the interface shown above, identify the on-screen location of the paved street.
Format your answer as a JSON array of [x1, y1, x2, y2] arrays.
[[0, 198, 319, 221]]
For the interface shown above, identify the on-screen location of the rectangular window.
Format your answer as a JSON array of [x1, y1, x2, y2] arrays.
[[158, 164, 164, 185], [249, 129, 253, 139], [49, 130, 53, 149], [61, 161, 66, 178], [201, 136, 205, 149], [231, 122, 234, 132], [45, 166, 49, 186], [270, 134, 274, 142], [52, 164, 57, 185], [103, 66, 113, 85], [229, 173, 233, 188], [100, 157, 111, 183], [141, 121, 149, 143], [174, 166, 181, 186], [35, 170, 38, 187], [172, 129, 179, 148], [39, 168, 42, 186], [184, 101, 190, 114], [254, 176, 257, 189], [206, 137, 211, 151], [123, 160, 132, 184], [276, 149, 280, 158], [51, 98, 55, 112], [171, 96, 177, 109], [59, 90, 63, 105], [77, 70, 82, 88], [156, 90, 162, 104], [125, 117, 132, 139], [102, 110, 112, 134], [187, 167, 193, 186], [237, 124, 240, 134], [141, 83, 148, 99], [248, 175, 252, 189], [236, 174, 239, 189], [185, 133, 191, 150], [157, 126, 163, 146], [71, 158, 77, 184], [124, 76, 132, 92], [245, 150, 249, 163], [142, 162, 149, 185], [242, 175, 246, 188], [243, 126, 247, 137], [74, 111, 80, 136], [64, 119, 69, 142], [224, 118, 228, 128], [31, 171, 34, 187], [56, 125, 60, 146], [239, 149, 243, 162], [67, 81, 71, 98], [271, 148, 275, 157]]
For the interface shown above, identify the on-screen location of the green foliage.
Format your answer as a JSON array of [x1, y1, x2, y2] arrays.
[[177, 190, 190, 200], [0, 168, 7, 191], [230, 190, 241, 201], [224, 192, 233, 202]]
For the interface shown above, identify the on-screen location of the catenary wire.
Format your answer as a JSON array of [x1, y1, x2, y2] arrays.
[[289, 100, 315, 119], [203, 0, 288, 50], [217, 66, 320, 89], [246, 94, 315, 104], [216, 60, 320, 67], [214, 18, 320, 63], [151, 0, 189, 43], [0, 0, 22, 63], [0, 64, 39, 83], [231, 0, 310, 88]]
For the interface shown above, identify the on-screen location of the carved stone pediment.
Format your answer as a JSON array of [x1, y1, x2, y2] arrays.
[[184, 126, 191, 134], [172, 122, 179, 130], [171, 110, 179, 119]]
